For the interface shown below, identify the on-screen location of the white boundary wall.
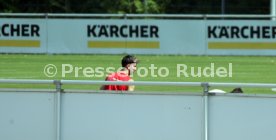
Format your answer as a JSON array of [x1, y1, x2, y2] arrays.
[[1, 15, 276, 55], [1, 91, 276, 140], [61, 93, 203, 140], [209, 95, 276, 140], [0, 91, 56, 140]]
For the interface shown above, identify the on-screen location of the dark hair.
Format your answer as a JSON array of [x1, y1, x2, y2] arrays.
[[230, 87, 243, 93], [121, 55, 138, 67]]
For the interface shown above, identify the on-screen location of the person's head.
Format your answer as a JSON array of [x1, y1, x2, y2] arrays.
[[230, 87, 243, 93], [121, 55, 138, 72]]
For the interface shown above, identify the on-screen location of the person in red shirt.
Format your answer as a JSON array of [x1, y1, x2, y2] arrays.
[[100, 55, 138, 91]]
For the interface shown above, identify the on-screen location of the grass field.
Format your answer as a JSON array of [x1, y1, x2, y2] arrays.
[[0, 54, 276, 94]]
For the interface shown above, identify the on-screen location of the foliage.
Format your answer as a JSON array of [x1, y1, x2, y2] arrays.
[[0, 0, 270, 14]]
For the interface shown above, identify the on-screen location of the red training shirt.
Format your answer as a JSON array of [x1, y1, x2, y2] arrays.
[[103, 71, 131, 91]]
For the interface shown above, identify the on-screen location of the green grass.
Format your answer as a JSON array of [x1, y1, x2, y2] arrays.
[[0, 54, 276, 94]]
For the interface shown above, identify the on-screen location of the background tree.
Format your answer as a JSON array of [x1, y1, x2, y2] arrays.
[[0, 0, 270, 14]]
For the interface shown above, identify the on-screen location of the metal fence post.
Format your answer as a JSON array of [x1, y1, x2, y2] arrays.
[[201, 82, 210, 140], [201, 82, 209, 94], [54, 80, 62, 140]]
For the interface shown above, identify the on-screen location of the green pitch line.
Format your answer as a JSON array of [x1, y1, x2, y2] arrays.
[[0, 54, 275, 94]]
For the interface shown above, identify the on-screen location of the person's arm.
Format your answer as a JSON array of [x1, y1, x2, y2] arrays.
[[100, 85, 105, 90], [100, 76, 110, 90], [128, 79, 135, 91]]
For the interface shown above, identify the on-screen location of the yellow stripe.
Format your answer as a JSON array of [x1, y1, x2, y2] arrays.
[[0, 40, 40, 47], [209, 42, 276, 49], [88, 41, 159, 49]]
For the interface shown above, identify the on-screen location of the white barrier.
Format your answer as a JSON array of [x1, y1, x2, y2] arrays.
[[1, 14, 276, 55], [0, 91, 56, 140], [61, 93, 203, 140], [0, 79, 276, 140], [209, 95, 276, 140]]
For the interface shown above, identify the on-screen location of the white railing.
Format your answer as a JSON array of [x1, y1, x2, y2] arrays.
[[0, 79, 276, 94]]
